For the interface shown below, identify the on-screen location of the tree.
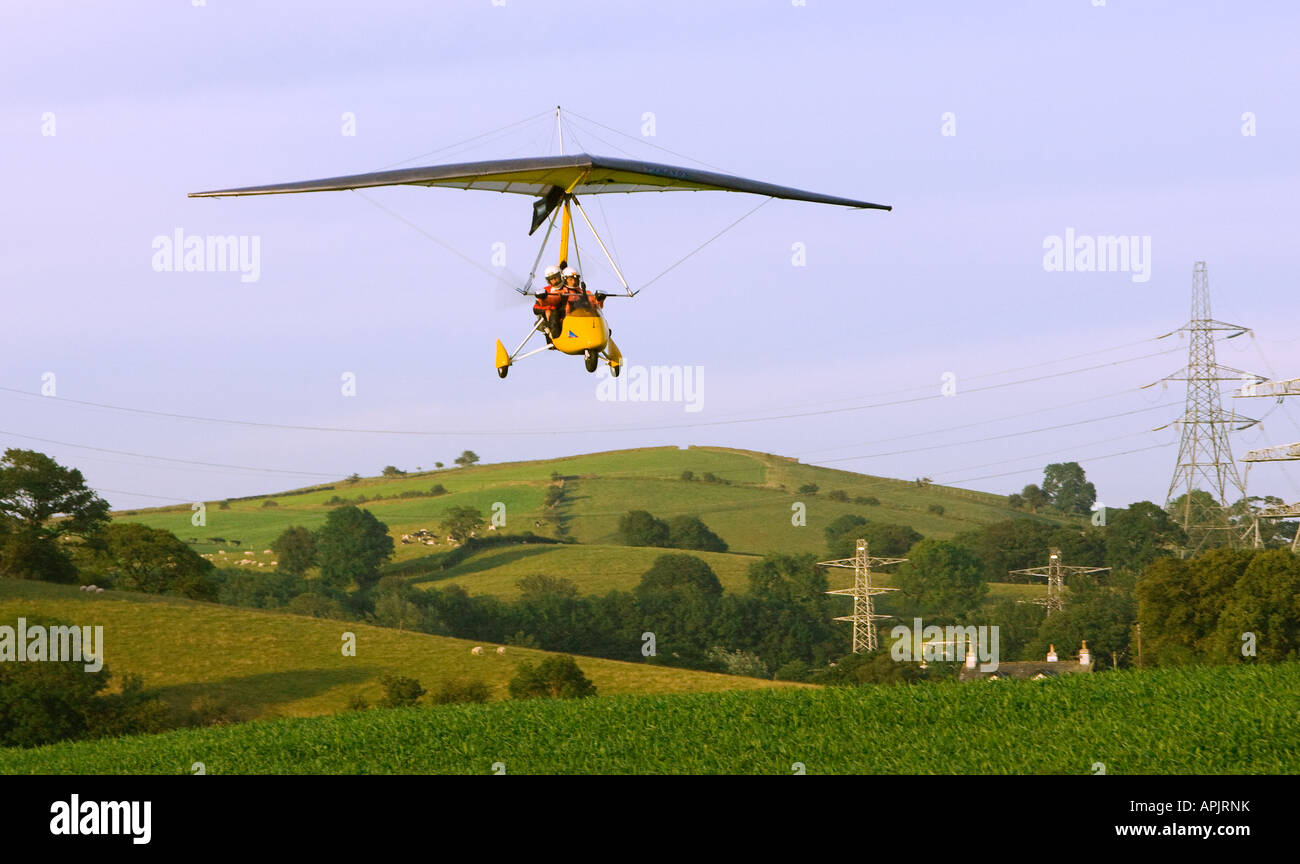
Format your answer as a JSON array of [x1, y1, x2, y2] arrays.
[[381, 465, 405, 477], [1104, 501, 1185, 576], [1033, 581, 1135, 667], [892, 539, 986, 619], [440, 505, 485, 543], [271, 526, 317, 577], [508, 655, 595, 699], [1020, 484, 1048, 513], [378, 674, 425, 708], [1136, 548, 1253, 663], [635, 554, 723, 659], [1041, 462, 1097, 515], [84, 523, 215, 599], [454, 451, 480, 467], [1211, 549, 1300, 662], [861, 523, 923, 557], [666, 515, 727, 552], [824, 514, 869, 559], [0, 449, 110, 582], [617, 510, 670, 547], [314, 505, 394, 591]]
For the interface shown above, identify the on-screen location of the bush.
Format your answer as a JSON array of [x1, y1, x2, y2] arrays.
[[854, 496, 881, 506], [666, 515, 728, 552], [828, 489, 849, 502], [680, 470, 695, 481], [617, 510, 670, 547], [218, 500, 231, 510], [797, 483, 819, 495], [928, 504, 945, 516], [346, 693, 369, 711], [378, 674, 426, 708], [773, 659, 811, 682], [429, 484, 448, 496], [429, 678, 492, 705], [508, 655, 596, 699], [261, 499, 278, 508]]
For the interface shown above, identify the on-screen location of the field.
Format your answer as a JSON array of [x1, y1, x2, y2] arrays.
[[111, 445, 1073, 599], [3, 663, 1295, 775], [0, 580, 796, 721]]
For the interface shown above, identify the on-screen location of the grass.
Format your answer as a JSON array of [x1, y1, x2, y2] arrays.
[[0, 580, 796, 722], [409, 543, 761, 597], [3, 663, 1294, 775], [115, 445, 1069, 561]]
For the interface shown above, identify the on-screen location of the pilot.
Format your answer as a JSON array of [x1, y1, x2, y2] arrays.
[[535, 264, 566, 339]]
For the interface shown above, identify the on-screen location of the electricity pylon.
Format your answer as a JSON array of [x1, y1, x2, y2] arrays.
[[1237, 375, 1300, 550], [1009, 548, 1110, 615], [819, 540, 903, 653], [1153, 262, 1258, 551]]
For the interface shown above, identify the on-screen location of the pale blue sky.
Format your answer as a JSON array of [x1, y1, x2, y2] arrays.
[[2, 0, 1298, 511]]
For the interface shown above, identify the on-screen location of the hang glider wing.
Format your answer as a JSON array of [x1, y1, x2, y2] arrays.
[[190, 153, 890, 232]]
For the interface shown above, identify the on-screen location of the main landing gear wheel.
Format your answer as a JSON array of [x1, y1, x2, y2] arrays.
[[611, 363, 621, 377], [497, 366, 508, 379], [584, 350, 599, 373]]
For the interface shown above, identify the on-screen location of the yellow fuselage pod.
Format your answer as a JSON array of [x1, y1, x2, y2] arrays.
[[554, 306, 609, 355]]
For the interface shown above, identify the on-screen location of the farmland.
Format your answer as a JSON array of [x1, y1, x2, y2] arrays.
[[0, 580, 796, 722], [3, 663, 1294, 775]]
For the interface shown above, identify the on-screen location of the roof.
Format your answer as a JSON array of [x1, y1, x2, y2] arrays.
[[959, 660, 1094, 681]]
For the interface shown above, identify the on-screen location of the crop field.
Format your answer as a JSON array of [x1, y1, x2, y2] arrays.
[[3, 663, 1294, 775]]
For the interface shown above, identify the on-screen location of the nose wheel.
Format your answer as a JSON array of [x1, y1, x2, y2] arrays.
[[584, 350, 599, 372]]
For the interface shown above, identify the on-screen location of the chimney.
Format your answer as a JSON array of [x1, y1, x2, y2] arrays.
[[1079, 640, 1091, 666], [1046, 644, 1058, 662]]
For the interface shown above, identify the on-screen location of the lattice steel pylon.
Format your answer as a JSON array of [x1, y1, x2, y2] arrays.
[[819, 539, 904, 653], [1157, 262, 1258, 551], [1009, 548, 1110, 616]]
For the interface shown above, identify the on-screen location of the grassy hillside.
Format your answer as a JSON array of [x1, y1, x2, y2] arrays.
[[0, 581, 796, 722], [111, 445, 1073, 597], [4, 663, 1293, 774], [406, 542, 762, 597]]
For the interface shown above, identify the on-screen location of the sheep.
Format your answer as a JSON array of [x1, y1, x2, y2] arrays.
[[496, 646, 506, 655], [471, 646, 484, 656]]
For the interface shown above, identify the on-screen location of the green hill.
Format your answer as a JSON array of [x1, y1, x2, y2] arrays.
[[0, 580, 797, 723], [113, 446, 1071, 597], [4, 663, 1293, 774]]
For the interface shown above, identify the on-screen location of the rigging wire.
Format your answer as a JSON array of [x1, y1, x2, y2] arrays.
[[376, 109, 552, 170]]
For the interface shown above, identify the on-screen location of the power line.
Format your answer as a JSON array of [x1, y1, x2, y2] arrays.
[[0, 428, 341, 479], [809, 401, 1178, 465], [944, 441, 1177, 485]]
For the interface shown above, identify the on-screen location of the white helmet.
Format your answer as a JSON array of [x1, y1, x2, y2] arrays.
[[562, 267, 579, 279], [544, 265, 562, 279]]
